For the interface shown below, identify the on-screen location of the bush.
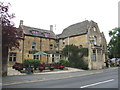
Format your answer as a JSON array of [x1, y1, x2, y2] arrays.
[[110, 62, 115, 67], [49, 66, 55, 71], [59, 59, 70, 67], [23, 59, 40, 70], [68, 56, 88, 70]]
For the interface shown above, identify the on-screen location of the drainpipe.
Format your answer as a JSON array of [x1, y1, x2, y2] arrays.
[[22, 37, 25, 63]]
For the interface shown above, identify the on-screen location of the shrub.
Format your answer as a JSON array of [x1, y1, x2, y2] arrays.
[[38, 66, 44, 72], [23, 59, 40, 70], [59, 59, 70, 67], [59, 66, 65, 70], [110, 62, 115, 67], [68, 56, 88, 70], [49, 66, 55, 71]]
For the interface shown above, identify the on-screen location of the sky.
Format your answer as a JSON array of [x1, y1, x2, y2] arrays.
[[1, 0, 119, 43]]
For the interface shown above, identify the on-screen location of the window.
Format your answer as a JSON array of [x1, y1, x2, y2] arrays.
[[50, 44, 53, 50], [92, 50, 96, 61], [62, 39, 65, 45], [93, 36, 97, 45], [93, 27, 97, 31], [32, 42, 36, 50], [31, 30, 39, 36], [79, 45, 83, 48], [52, 54, 54, 62], [60, 55, 62, 59], [33, 55, 39, 59], [9, 53, 17, 62], [44, 33, 50, 38]]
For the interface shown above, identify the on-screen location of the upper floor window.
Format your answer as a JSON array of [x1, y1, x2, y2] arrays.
[[32, 42, 36, 50], [93, 27, 97, 31], [93, 36, 97, 45], [50, 44, 53, 50], [62, 39, 65, 45]]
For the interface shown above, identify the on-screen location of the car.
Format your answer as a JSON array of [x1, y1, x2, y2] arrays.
[[110, 58, 117, 63], [116, 58, 120, 66]]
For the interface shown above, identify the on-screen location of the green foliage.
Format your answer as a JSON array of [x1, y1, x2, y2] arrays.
[[109, 62, 115, 67], [68, 55, 88, 70], [59, 59, 70, 67], [23, 59, 40, 69], [62, 44, 88, 70], [79, 48, 89, 57], [108, 27, 120, 58]]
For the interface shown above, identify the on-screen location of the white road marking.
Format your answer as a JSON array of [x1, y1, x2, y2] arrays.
[[80, 79, 114, 88]]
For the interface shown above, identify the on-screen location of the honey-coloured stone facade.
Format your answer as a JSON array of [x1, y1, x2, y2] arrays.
[[8, 20, 108, 70]]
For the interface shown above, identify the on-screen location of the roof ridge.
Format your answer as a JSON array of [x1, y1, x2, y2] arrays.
[[22, 25, 50, 32]]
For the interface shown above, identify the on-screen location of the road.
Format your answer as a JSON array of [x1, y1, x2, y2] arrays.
[[2, 68, 119, 88]]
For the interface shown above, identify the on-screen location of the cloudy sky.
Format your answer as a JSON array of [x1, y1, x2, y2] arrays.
[[1, 0, 119, 43]]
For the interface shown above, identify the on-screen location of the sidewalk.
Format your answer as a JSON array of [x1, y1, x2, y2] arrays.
[[3, 67, 118, 85], [7, 67, 84, 76]]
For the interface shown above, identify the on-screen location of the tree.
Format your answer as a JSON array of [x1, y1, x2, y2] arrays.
[[108, 27, 120, 58], [0, 2, 21, 76], [62, 44, 88, 70]]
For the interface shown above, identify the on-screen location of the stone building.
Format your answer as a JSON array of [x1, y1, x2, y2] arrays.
[[8, 20, 58, 66], [57, 20, 107, 69], [8, 20, 107, 69]]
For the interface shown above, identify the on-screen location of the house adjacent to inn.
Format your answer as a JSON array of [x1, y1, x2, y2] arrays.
[[8, 20, 107, 70], [57, 20, 108, 69]]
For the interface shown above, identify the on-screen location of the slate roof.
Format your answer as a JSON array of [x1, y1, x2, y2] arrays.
[[57, 20, 91, 39], [22, 25, 56, 39]]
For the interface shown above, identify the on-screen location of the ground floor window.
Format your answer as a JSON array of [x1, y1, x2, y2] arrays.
[[52, 54, 54, 62], [33, 55, 39, 60], [9, 52, 17, 62], [92, 50, 96, 61], [59, 54, 62, 59]]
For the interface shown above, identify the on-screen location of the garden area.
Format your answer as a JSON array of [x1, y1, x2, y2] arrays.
[[12, 44, 89, 74], [12, 59, 66, 74]]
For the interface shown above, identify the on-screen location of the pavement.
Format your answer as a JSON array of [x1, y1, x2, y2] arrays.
[[2, 67, 119, 88], [7, 67, 85, 76]]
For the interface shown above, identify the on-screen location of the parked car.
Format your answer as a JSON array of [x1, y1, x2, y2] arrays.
[[110, 58, 120, 66], [110, 58, 117, 63], [116, 58, 120, 66]]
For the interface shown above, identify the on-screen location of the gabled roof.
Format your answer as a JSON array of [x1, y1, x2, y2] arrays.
[[57, 20, 91, 38], [21, 25, 56, 39]]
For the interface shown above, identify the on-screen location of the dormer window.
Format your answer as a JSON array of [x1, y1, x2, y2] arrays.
[[44, 33, 50, 38], [31, 30, 39, 36]]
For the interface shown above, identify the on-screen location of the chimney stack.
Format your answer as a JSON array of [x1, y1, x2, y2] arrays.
[[50, 25, 53, 31], [20, 20, 23, 26]]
